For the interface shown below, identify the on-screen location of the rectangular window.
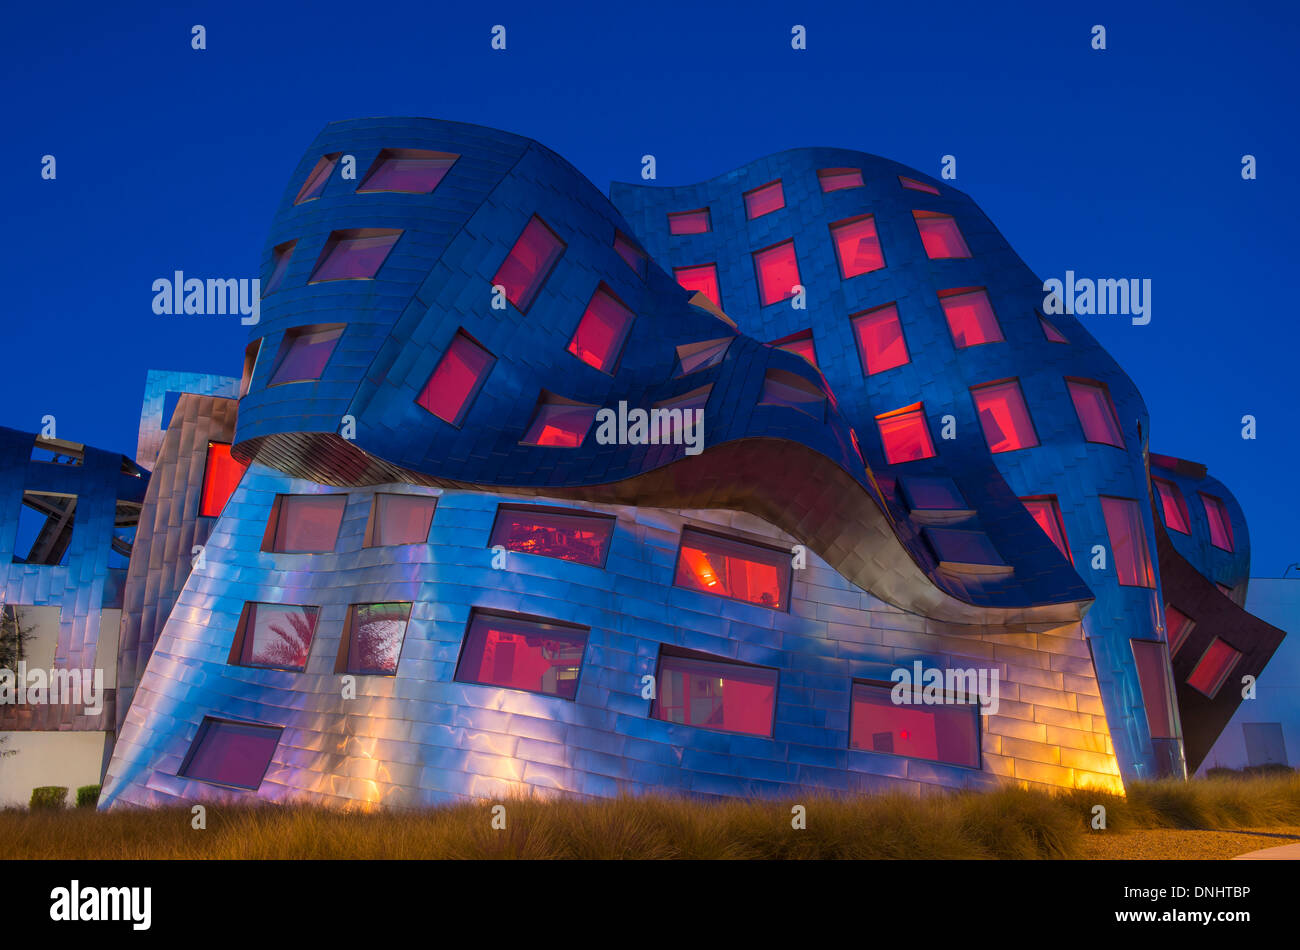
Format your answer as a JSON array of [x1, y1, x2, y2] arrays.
[[939, 287, 1003, 348], [294, 153, 340, 204], [1153, 477, 1191, 534], [179, 718, 281, 790], [262, 494, 347, 554], [1067, 379, 1125, 448], [268, 324, 344, 385], [753, 240, 800, 307], [831, 215, 885, 278], [668, 208, 712, 235], [489, 504, 614, 567], [769, 329, 818, 368], [1021, 495, 1072, 563], [1187, 638, 1242, 698], [1199, 492, 1234, 551], [264, 240, 296, 296], [198, 442, 248, 518], [850, 680, 979, 768], [913, 211, 971, 259], [1101, 496, 1155, 588], [455, 610, 587, 699], [818, 168, 864, 192], [971, 379, 1038, 452], [853, 303, 910, 375], [673, 527, 791, 610], [652, 648, 777, 737], [567, 285, 634, 373], [1130, 640, 1180, 740], [229, 603, 320, 671], [876, 403, 936, 464], [309, 228, 401, 283], [901, 475, 966, 511], [674, 263, 721, 308], [521, 395, 596, 447], [924, 526, 1006, 569], [1166, 605, 1195, 656], [760, 368, 825, 417], [357, 148, 457, 193], [899, 175, 940, 195], [338, 603, 412, 675], [492, 215, 565, 313], [364, 493, 437, 547], [416, 331, 495, 425], [614, 231, 648, 280], [744, 180, 785, 219]]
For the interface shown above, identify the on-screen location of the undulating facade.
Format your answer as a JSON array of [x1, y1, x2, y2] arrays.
[[0, 117, 1284, 810]]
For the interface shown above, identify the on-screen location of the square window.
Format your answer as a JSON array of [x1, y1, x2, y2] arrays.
[[675, 337, 732, 375], [673, 527, 791, 610], [308, 229, 401, 283], [229, 603, 320, 671], [1101, 496, 1155, 588], [492, 216, 565, 313], [913, 211, 971, 259], [522, 395, 596, 447], [924, 527, 1006, 569], [198, 442, 248, 518], [852, 303, 909, 375], [1199, 492, 1234, 551], [769, 329, 817, 368], [263, 240, 296, 296], [262, 494, 347, 554], [1153, 478, 1191, 534], [1040, 315, 1069, 343], [1166, 605, 1195, 656], [416, 331, 495, 425], [268, 324, 344, 385], [744, 180, 784, 219], [567, 285, 635, 373], [901, 475, 965, 511], [939, 288, 1003, 348], [668, 208, 712, 234], [652, 648, 777, 737], [1187, 638, 1242, 698], [674, 263, 721, 308], [364, 493, 437, 547], [455, 610, 587, 699], [876, 403, 936, 464], [1021, 495, 1072, 563], [179, 717, 281, 790], [760, 368, 825, 417], [971, 379, 1038, 453], [1067, 379, 1125, 448], [753, 239, 800, 307], [614, 231, 648, 280], [338, 603, 412, 675], [357, 148, 457, 193], [294, 153, 340, 204], [1130, 640, 1180, 739], [850, 680, 979, 768], [830, 215, 885, 278], [899, 175, 940, 195], [12, 491, 75, 566], [489, 504, 615, 567], [818, 168, 864, 192]]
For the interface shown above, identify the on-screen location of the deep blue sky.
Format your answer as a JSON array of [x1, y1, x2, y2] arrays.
[[4, 1, 1297, 573]]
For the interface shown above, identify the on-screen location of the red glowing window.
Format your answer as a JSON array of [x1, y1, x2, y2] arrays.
[[268, 324, 344, 385], [744, 180, 785, 219], [180, 717, 281, 790], [1166, 605, 1195, 656], [913, 211, 971, 259], [339, 602, 412, 675], [676, 337, 732, 375], [850, 680, 979, 768], [416, 331, 495, 426], [674, 263, 721, 308], [668, 208, 712, 235], [753, 240, 801, 307], [489, 505, 615, 567], [567, 285, 634, 373], [199, 442, 247, 518], [899, 175, 940, 195], [493, 216, 566, 312], [357, 148, 457, 193], [652, 649, 777, 737], [830, 215, 885, 278], [818, 168, 864, 192], [939, 288, 1003, 348], [309, 228, 401, 283], [852, 303, 910, 375], [1021, 495, 1072, 563], [455, 611, 588, 700], [876, 403, 936, 464], [1153, 478, 1191, 534], [364, 493, 437, 547], [674, 527, 792, 610], [1040, 315, 1069, 343], [769, 329, 817, 368], [1187, 638, 1242, 698], [760, 368, 825, 417], [1067, 379, 1125, 448], [264, 240, 296, 295], [522, 395, 596, 447], [230, 603, 320, 671], [971, 379, 1038, 453], [1101, 496, 1155, 588], [263, 494, 347, 554], [1200, 493, 1234, 551], [294, 153, 340, 204], [1131, 640, 1180, 740]]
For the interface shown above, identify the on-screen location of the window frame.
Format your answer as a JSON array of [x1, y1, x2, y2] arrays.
[[671, 525, 794, 612]]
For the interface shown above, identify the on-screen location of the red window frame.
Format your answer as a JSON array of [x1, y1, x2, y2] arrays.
[[875, 402, 936, 464], [179, 717, 282, 790], [913, 210, 971, 259], [415, 330, 496, 426], [898, 175, 940, 195], [1165, 605, 1195, 656], [364, 493, 438, 547], [1187, 638, 1242, 698], [488, 504, 615, 567], [1067, 378, 1125, 448], [566, 284, 635, 373], [308, 228, 402, 283], [850, 680, 980, 768], [971, 379, 1039, 453], [818, 168, 864, 192], [673, 527, 792, 610], [651, 648, 778, 737], [1100, 495, 1155, 588], [454, 610, 588, 700], [753, 239, 801, 307], [674, 263, 721, 308], [492, 215, 566, 313], [261, 493, 348, 554], [743, 180, 785, 219], [336, 602, 413, 675], [294, 154, 340, 204], [668, 208, 712, 234], [1199, 492, 1234, 551], [521, 396, 597, 447], [198, 441, 248, 518], [1153, 477, 1191, 534], [852, 303, 910, 375], [228, 602, 321, 671], [356, 148, 457, 194], [1021, 495, 1072, 563], [830, 214, 885, 279], [1130, 640, 1180, 740], [939, 287, 1003, 348]]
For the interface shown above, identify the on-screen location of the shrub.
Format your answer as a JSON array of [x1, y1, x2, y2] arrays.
[[30, 786, 68, 810], [76, 785, 101, 808]]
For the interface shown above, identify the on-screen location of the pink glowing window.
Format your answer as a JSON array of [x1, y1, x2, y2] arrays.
[[199, 442, 247, 518], [676, 337, 732, 374], [340, 603, 412, 675], [753, 240, 801, 307], [180, 718, 282, 790], [1021, 496, 1072, 563], [939, 288, 1003, 348], [818, 168, 864, 192], [761, 368, 825, 417], [876, 403, 935, 464], [899, 175, 940, 195], [455, 611, 587, 700], [309, 229, 402, 283], [1101, 496, 1155, 588], [294, 153, 340, 204], [264, 240, 296, 295], [365, 493, 437, 547], [567, 285, 634, 373], [674, 263, 721, 308], [852, 303, 909, 375], [357, 148, 457, 193], [268, 324, 344, 385], [614, 231, 648, 280], [769, 330, 817, 367], [1200, 493, 1234, 551], [674, 527, 791, 610], [653, 649, 777, 737], [1153, 478, 1191, 534], [744, 180, 785, 219], [1067, 379, 1125, 448], [263, 494, 347, 554], [493, 216, 565, 312], [913, 211, 971, 259], [230, 603, 320, 671], [850, 680, 979, 768], [522, 396, 596, 447], [1131, 640, 1179, 740], [489, 505, 615, 567], [1040, 315, 1069, 343], [1166, 605, 1195, 656], [416, 331, 495, 426], [668, 208, 712, 235], [830, 215, 885, 278], [1187, 638, 1242, 698], [971, 379, 1038, 453]]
